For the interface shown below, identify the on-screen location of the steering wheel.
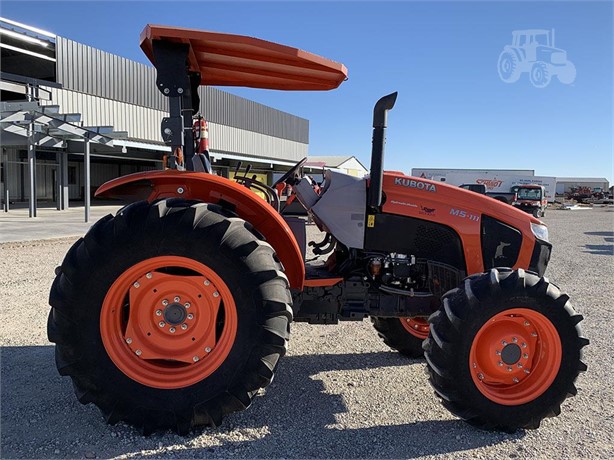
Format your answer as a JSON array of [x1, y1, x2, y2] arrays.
[[273, 157, 308, 187]]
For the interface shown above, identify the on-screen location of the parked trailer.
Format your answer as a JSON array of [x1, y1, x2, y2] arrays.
[[416, 171, 557, 203]]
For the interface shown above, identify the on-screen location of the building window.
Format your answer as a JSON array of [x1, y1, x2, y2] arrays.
[[68, 166, 77, 185]]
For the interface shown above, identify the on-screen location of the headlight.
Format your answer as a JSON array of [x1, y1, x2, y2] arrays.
[[531, 222, 549, 242]]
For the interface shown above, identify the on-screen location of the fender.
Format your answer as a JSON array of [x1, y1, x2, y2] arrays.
[[96, 170, 305, 289]]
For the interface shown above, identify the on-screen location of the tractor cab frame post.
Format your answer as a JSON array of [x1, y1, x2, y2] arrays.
[[151, 40, 211, 173]]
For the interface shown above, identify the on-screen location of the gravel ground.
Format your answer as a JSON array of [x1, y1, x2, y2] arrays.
[[1, 207, 613, 459]]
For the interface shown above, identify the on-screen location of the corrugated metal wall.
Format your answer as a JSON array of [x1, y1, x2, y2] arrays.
[[41, 87, 307, 161], [208, 123, 307, 160], [56, 36, 309, 144], [41, 86, 165, 143]]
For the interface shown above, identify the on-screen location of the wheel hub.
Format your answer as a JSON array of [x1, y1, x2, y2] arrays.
[[501, 343, 522, 365], [469, 308, 562, 406], [164, 302, 187, 325], [100, 256, 238, 389]]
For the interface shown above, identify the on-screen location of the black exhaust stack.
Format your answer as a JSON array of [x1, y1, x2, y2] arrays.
[[368, 92, 397, 209]]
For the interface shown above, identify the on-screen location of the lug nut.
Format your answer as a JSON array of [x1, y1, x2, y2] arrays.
[[169, 327, 176, 333], [155, 310, 162, 316], [174, 296, 180, 302], [498, 361, 504, 367], [472, 362, 477, 368], [512, 377, 519, 383], [501, 340, 507, 346], [193, 356, 199, 362], [146, 273, 152, 279], [507, 367, 513, 372], [523, 353, 529, 359], [524, 321, 530, 326], [205, 347, 211, 353], [133, 282, 140, 288], [187, 313, 194, 320], [162, 299, 169, 306], [185, 302, 191, 308], [495, 350, 501, 355], [521, 342, 527, 348], [512, 337, 518, 343], [126, 338, 132, 344], [204, 280, 210, 286], [531, 332, 538, 337], [477, 373, 484, 380], [517, 363, 523, 368], [159, 321, 166, 328], [213, 292, 219, 298], [135, 349, 142, 356], [524, 369, 531, 374], [181, 324, 188, 330]]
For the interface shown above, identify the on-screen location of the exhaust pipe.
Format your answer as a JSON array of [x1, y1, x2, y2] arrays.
[[368, 92, 398, 208]]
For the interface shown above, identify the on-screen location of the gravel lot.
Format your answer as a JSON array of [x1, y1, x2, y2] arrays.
[[1, 207, 613, 459]]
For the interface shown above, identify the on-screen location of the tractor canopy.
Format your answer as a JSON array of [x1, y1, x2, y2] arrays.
[[140, 24, 348, 90]]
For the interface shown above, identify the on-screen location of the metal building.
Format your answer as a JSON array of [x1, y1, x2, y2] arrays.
[[1, 18, 309, 218], [555, 177, 610, 195]]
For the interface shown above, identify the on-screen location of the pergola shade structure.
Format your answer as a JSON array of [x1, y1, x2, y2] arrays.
[[1, 100, 126, 220]]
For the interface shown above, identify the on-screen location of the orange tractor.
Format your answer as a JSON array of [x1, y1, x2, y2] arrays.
[[48, 25, 587, 434]]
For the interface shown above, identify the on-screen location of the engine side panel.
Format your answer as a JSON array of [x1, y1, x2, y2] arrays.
[[364, 213, 466, 271]]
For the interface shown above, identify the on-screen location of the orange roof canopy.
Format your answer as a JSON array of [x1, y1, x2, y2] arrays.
[[140, 24, 348, 91]]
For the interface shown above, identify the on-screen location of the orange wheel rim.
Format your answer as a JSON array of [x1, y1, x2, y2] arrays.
[[469, 308, 562, 405], [100, 256, 237, 389], [400, 317, 430, 339]]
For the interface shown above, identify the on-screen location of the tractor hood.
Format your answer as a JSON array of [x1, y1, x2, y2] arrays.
[[381, 173, 546, 273]]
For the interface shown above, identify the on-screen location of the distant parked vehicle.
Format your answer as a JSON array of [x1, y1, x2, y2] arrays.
[[459, 183, 517, 204], [461, 183, 547, 217], [498, 29, 576, 88], [512, 184, 547, 217]]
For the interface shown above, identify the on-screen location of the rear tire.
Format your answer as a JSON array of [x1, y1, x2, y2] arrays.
[[423, 268, 588, 431], [48, 199, 293, 434], [498, 50, 521, 83], [371, 317, 428, 359]]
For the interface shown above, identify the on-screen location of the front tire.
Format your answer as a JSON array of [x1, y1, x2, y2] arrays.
[[48, 199, 293, 434], [424, 268, 588, 431], [530, 62, 551, 88], [371, 317, 429, 359]]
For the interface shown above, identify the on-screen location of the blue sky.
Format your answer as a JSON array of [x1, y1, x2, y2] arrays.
[[2, 1, 612, 182]]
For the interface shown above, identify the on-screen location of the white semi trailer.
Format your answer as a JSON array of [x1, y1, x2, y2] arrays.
[[411, 169, 557, 203]]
